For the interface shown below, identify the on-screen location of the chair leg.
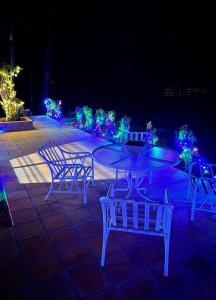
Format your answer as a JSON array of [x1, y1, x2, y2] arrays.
[[101, 229, 110, 267], [91, 163, 96, 186], [190, 193, 196, 221], [148, 171, 153, 185], [191, 201, 195, 221], [164, 236, 170, 277], [45, 181, 54, 201], [115, 169, 118, 182], [83, 178, 87, 205]]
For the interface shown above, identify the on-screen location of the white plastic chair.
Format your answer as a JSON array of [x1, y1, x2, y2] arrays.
[[188, 162, 216, 221], [115, 131, 154, 186], [100, 190, 174, 276], [38, 141, 95, 204]]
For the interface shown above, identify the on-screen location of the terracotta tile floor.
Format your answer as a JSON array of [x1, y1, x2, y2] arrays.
[[0, 116, 216, 299]]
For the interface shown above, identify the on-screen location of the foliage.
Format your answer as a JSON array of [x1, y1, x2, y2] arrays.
[[115, 116, 131, 140], [82, 106, 94, 130], [0, 65, 24, 121], [75, 106, 84, 128], [175, 124, 199, 168], [106, 111, 116, 136], [145, 121, 159, 145], [95, 109, 106, 135], [44, 98, 62, 121]]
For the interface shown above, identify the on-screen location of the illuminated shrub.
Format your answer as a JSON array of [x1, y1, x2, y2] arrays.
[[106, 111, 116, 136], [44, 98, 62, 121], [95, 109, 106, 135], [75, 106, 84, 128], [145, 121, 159, 145], [0, 65, 24, 121], [115, 116, 131, 141], [175, 124, 200, 167], [82, 106, 94, 130]]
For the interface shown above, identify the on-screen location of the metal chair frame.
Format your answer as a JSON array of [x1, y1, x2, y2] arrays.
[[188, 162, 216, 221], [100, 193, 173, 276], [38, 141, 95, 204]]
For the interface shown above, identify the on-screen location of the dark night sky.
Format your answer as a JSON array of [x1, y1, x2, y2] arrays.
[[0, 2, 215, 127]]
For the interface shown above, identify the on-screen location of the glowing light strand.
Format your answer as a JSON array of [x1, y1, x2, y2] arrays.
[[0, 65, 24, 121], [44, 98, 62, 122]]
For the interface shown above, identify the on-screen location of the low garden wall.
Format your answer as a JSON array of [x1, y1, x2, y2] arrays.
[[0, 117, 34, 132]]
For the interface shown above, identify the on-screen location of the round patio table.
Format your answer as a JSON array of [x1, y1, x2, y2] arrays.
[[93, 143, 181, 200]]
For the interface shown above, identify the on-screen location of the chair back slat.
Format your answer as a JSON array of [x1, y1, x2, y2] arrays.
[[38, 142, 66, 178], [155, 205, 163, 231], [110, 201, 117, 226], [144, 204, 150, 230], [100, 197, 173, 237], [122, 201, 127, 227], [133, 202, 138, 229]]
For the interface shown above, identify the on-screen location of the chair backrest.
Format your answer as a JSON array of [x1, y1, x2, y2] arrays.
[[117, 131, 154, 144], [128, 131, 151, 142], [188, 162, 216, 197], [100, 197, 173, 237], [38, 142, 66, 179]]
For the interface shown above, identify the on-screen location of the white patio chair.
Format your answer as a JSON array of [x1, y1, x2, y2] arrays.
[[100, 191, 174, 276], [38, 141, 95, 204], [188, 162, 216, 221], [116, 131, 154, 185], [117, 131, 154, 145]]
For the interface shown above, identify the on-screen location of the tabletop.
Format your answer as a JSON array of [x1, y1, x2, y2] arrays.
[[92, 143, 181, 172]]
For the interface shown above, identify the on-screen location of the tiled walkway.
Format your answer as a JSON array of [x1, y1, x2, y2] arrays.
[[0, 116, 216, 299]]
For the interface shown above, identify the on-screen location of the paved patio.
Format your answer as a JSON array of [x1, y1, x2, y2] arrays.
[[0, 116, 216, 299]]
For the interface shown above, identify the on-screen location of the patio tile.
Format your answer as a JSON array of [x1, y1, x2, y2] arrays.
[[174, 287, 216, 300], [57, 239, 95, 268], [9, 197, 33, 212], [19, 234, 52, 258], [3, 182, 26, 192], [25, 250, 61, 284], [36, 203, 63, 217], [103, 251, 141, 284], [125, 236, 163, 270], [15, 220, 45, 240], [0, 226, 15, 240], [145, 262, 200, 299], [67, 206, 93, 224], [118, 273, 160, 300], [88, 287, 122, 300], [7, 189, 29, 201], [12, 207, 38, 224], [54, 193, 79, 201], [174, 223, 210, 243], [42, 213, 71, 231], [0, 243, 21, 270], [29, 273, 77, 300], [48, 226, 81, 249], [27, 185, 48, 197], [0, 260, 27, 290], [77, 220, 102, 239], [0, 238, 16, 253], [59, 196, 83, 210], [86, 234, 123, 258], [111, 231, 142, 248], [68, 261, 111, 298], [31, 194, 57, 206], [0, 289, 30, 300]]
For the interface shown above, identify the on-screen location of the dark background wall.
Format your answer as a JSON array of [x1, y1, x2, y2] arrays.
[[0, 1, 215, 158]]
